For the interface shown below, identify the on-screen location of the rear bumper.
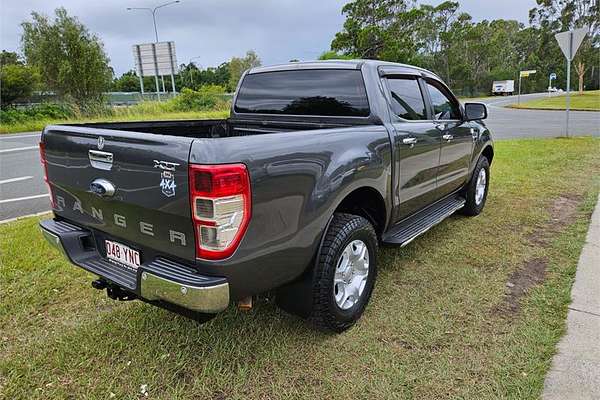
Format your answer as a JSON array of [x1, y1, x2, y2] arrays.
[[40, 219, 229, 313]]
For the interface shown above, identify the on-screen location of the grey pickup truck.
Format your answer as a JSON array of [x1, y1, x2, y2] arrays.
[[40, 60, 493, 332]]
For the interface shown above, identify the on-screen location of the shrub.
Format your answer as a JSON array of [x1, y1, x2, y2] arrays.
[[169, 86, 228, 112], [0, 102, 75, 124]]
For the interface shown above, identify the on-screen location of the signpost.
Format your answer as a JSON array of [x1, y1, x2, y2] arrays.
[[132, 41, 178, 101], [548, 72, 557, 96], [518, 70, 536, 104], [555, 27, 588, 137]]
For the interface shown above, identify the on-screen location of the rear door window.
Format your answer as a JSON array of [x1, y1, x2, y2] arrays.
[[386, 78, 427, 120], [234, 69, 370, 117]]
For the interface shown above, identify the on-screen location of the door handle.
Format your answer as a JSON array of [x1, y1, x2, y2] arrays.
[[442, 134, 454, 141], [402, 137, 418, 147]]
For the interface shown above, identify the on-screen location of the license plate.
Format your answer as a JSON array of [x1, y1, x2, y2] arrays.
[[105, 240, 141, 270]]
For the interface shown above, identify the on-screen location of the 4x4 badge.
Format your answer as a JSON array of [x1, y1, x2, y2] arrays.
[[154, 160, 179, 197]]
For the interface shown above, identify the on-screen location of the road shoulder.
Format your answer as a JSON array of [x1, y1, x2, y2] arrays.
[[543, 195, 600, 399]]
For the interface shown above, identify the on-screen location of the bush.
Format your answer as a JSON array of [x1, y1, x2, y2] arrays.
[[168, 86, 228, 112], [0, 102, 75, 124]]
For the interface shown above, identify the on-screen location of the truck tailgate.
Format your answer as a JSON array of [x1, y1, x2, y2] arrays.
[[42, 125, 196, 262]]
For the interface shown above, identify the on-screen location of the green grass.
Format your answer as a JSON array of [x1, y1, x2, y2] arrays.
[[0, 108, 229, 134], [510, 90, 600, 111], [1, 137, 599, 399]]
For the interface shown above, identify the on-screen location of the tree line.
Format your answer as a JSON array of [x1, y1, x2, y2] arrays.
[[327, 0, 599, 96], [2, 1, 598, 109]]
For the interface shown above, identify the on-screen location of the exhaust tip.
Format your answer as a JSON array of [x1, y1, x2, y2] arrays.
[[238, 296, 253, 311]]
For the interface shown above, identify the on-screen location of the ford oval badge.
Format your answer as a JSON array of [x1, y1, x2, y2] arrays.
[[90, 178, 115, 197]]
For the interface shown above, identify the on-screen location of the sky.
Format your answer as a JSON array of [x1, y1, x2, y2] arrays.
[[0, 0, 537, 76]]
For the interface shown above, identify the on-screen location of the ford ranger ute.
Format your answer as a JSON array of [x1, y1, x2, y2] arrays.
[[39, 60, 493, 332]]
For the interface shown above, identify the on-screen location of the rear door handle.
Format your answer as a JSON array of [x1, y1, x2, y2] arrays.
[[442, 134, 454, 141], [402, 137, 418, 147]]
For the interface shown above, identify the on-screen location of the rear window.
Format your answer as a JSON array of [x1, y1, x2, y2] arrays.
[[234, 69, 370, 117]]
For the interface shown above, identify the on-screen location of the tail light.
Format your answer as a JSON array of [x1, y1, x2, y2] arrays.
[[189, 164, 251, 260], [39, 142, 55, 208]]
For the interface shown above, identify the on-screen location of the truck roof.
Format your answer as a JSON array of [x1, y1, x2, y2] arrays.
[[248, 59, 441, 80]]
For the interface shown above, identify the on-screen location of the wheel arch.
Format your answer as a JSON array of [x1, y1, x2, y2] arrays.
[[332, 186, 387, 237]]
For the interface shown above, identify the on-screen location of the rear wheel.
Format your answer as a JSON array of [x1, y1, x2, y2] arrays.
[[309, 213, 378, 333], [461, 156, 490, 216]]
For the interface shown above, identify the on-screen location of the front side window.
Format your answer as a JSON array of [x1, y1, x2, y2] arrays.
[[386, 78, 427, 120], [426, 81, 461, 120], [234, 69, 370, 117]]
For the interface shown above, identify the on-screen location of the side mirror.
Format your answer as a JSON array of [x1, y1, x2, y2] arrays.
[[464, 102, 487, 121]]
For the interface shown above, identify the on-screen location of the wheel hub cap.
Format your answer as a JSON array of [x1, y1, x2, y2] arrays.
[[334, 240, 369, 310], [475, 169, 486, 205]]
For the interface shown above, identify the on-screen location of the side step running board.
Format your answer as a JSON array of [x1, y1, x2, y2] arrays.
[[382, 195, 466, 246]]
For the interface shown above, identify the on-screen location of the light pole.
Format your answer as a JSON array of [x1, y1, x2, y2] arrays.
[[127, 1, 180, 97]]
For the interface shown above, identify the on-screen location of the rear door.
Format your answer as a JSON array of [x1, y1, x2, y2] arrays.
[[423, 79, 473, 197], [42, 126, 196, 261], [384, 76, 442, 220]]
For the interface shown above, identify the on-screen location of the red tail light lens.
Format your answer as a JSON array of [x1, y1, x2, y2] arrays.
[[39, 142, 55, 208], [189, 164, 251, 260]]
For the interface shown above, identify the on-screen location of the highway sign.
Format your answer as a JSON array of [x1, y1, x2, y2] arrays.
[[555, 27, 588, 61], [133, 41, 178, 77]]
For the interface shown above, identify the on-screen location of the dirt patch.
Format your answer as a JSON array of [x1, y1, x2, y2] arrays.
[[529, 195, 581, 246], [499, 258, 548, 314]]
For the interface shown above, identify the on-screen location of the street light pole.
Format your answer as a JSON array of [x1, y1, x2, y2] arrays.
[[127, 1, 180, 98]]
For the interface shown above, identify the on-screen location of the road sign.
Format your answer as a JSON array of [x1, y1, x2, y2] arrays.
[[555, 27, 588, 61], [520, 70, 537, 78], [132, 41, 178, 99], [133, 42, 178, 77], [518, 70, 537, 104], [554, 27, 588, 137], [549, 73, 557, 80]]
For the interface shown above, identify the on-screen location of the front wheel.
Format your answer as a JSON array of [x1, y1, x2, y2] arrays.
[[461, 156, 490, 216], [309, 213, 378, 333]]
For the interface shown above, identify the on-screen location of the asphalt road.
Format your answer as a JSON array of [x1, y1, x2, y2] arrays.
[[1, 92, 598, 222]]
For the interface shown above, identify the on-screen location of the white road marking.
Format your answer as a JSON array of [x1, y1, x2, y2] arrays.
[[0, 193, 50, 204], [0, 146, 38, 153], [0, 176, 33, 185], [0, 133, 40, 140]]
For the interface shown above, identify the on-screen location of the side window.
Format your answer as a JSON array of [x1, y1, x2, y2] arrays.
[[426, 81, 461, 120], [386, 78, 427, 120]]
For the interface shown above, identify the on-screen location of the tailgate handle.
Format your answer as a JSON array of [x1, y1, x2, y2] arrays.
[[89, 150, 113, 170]]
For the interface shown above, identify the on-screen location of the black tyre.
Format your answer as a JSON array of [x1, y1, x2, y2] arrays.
[[309, 213, 378, 333], [461, 156, 490, 216]]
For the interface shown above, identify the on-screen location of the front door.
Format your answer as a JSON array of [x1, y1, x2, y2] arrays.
[[424, 79, 474, 197], [385, 76, 442, 221]]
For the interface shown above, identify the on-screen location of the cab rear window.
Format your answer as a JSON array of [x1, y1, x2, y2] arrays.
[[234, 69, 370, 117]]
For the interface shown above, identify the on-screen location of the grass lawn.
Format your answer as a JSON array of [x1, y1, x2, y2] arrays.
[[0, 109, 230, 134], [510, 90, 600, 111], [1, 137, 599, 399]]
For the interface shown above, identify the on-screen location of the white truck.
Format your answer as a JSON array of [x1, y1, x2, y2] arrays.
[[492, 80, 514, 96]]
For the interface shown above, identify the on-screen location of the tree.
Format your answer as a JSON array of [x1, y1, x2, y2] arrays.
[[112, 70, 141, 92], [1, 51, 20, 66], [229, 50, 261, 90], [21, 7, 112, 106], [318, 51, 355, 60], [0, 51, 40, 106], [1, 64, 40, 106], [529, 0, 599, 92], [331, 0, 415, 59]]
